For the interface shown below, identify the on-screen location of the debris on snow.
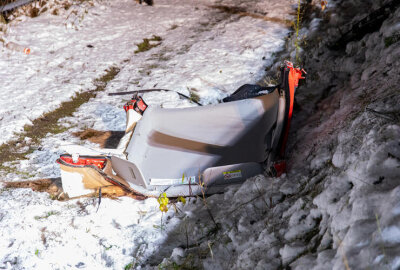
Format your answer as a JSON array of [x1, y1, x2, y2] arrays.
[[1, 0, 400, 269]]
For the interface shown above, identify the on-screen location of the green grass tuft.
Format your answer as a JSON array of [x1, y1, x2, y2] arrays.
[[124, 263, 133, 270], [188, 88, 201, 104], [134, 35, 162, 54], [384, 33, 400, 47], [34, 211, 60, 220]]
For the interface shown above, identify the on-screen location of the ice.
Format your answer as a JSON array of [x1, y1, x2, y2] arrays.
[[332, 145, 345, 168], [382, 226, 400, 244], [280, 243, 306, 265], [392, 257, 400, 270]]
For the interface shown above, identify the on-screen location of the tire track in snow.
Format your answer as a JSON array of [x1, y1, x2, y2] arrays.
[[124, 7, 241, 90]]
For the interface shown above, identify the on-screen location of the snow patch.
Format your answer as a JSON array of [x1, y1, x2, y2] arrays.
[[382, 226, 400, 244]]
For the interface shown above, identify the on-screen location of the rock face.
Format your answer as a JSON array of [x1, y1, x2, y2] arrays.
[[160, 1, 400, 269], [287, 1, 400, 268]]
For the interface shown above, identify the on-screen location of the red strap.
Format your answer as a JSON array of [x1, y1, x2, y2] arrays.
[[280, 62, 306, 157], [135, 97, 148, 113], [58, 156, 106, 169], [123, 102, 135, 112], [272, 161, 286, 177], [123, 97, 148, 115]]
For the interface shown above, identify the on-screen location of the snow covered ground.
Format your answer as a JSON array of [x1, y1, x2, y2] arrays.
[[0, 0, 292, 145], [0, 0, 297, 269], [1, 0, 399, 269]]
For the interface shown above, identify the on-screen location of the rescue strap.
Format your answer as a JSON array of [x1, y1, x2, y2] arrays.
[[270, 160, 286, 177], [123, 96, 148, 115], [279, 61, 306, 158]]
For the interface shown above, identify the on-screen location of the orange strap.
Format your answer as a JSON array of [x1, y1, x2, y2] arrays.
[[280, 61, 306, 157]]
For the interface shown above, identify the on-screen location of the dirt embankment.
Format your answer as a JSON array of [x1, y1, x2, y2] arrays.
[[165, 1, 400, 268], [149, 1, 399, 268], [259, 0, 400, 268]]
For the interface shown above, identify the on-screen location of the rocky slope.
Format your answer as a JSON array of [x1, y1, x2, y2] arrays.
[[158, 0, 400, 269]]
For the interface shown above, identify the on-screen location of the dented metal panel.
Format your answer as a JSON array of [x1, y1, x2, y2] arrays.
[[124, 89, 280, 187]]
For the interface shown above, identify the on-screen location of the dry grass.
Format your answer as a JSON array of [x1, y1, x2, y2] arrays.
[[4, 178, 65, 199], [0, 14, 7, 24], [0, 67, 120, 170], [51, 8, 59, 15], [169, 24, 178, 30], [72, 129, 124, 148], [209, 5, 292, 26], [63, 2, 72, 10], [188, 88, 201, 104], [28, 6, 39, 17], [3, 177, 145, 200]]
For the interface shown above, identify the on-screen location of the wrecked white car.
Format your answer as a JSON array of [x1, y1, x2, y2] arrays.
[[56, 61, 305, 198]]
